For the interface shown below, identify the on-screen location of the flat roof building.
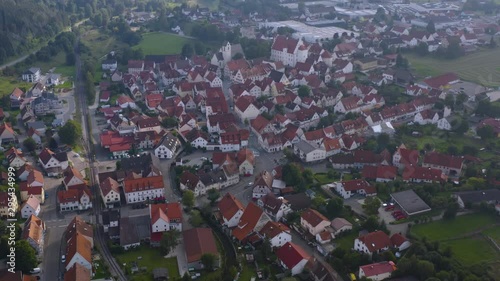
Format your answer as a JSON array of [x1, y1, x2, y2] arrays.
[[390, 190, 431, 216], [259, 20, 358, 43]]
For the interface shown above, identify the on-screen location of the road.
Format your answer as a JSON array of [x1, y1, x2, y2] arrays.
[[74, 35, 128, 281]]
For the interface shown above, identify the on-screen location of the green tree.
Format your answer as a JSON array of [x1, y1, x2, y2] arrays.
[[162, 117, 178, 128], [200, 253, 217, 271], [181, 43, 193, 59], [325, 198, 344, 219], [477, 125, 495, 140], [416, 260, 435, 280], [298, 85, 311, 97], [160, 230, 180, 255], [23, 137, 37, 152], [15, 240, 38, 273], [426, 20, 436, 33], [282, 163, 305, 188], [182, 190, 195, 209], [58, 120, 82, 146], [362, 197, 381, 215], [207, 189, 220, 205], [189, 210, 204, 227], [443, 201, 459, 220], [362, 216, 380, 232]]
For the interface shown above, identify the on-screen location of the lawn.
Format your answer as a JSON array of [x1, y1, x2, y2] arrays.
[[441, 236, 500, 265], [483, 226, 500, 244], [315, 173, 334, 184], [35, 51, 75, 78], [114, 246, 180, 281], [238, 264, 257, 281], [411, 213, 499, 241], [81, 29, 126, 63], [134, 32, 193, 56], [186, 0, 220, 10], [334, 231, 358, 251], [0, 76, 32, 97], [406, 48, 500, 87]]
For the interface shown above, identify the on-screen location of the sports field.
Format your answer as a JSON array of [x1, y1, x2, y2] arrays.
[[133, 32, 192, 55], [406, 47, 500, 87]]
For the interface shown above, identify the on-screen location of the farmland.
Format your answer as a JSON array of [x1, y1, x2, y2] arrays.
[[133, 32, 193, 56], [406, 47, 500, 87]]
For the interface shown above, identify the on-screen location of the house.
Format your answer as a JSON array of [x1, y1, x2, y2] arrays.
[[270, 36, 305, 67], [38, 148, 69, 176], [183, 228, 219, 270], [359, 261, 397, 281], [403, 165, 447, 183], [454, 189, 500, 208], [123, 175, 164, 203], [0, 191, 18, 218], [0, 123, 17, 145], [102, 59, 118, 71], [117, 95, 137, 109], [27, 121, 47, 135], [354, 230, 392, 256], [392, 145, 419, 169], [437, 116, 454, 131], [362, 166, 398, 182], [150, 203, 183, 233], [252, 171, 274, 199], [63, 166, 87, 190], [32, 92, 63, 116], [330, 218, 353, 236], [179, 171, 206, 196], [293, 140, 326, 163], [99, 177, 121, 207], [120, 217, 141, 250], [65, 216, 94, 247], [332, 179, 376, 199], [354, 57, 379, 71], [422, 152, 464, 177], [57, 188, 92, 212], [390, 233, 411, 251], [21, 195, 41, 219], [22, 215, 45, 255], [136, 117, 162, 133], [300, 208, 330, 236], [102, 209, 120, 233], [419, 72, 460, 90], [64, 263, 91, 281], [46, 73, 61, 86], [258, 221, 292, 248], [257, 193, 292, 221], [234, 97, 260, 122], [236, 148, 255, 176], [10, 88, 24, 108], [22, 67, 41, 82], [154, 133, 180, 159], [27, 128, 42, 144], [65, 232, 92, 271], [276, 242, 311, 276], [5, 147, 27, 168], [232, 202, 271, 242], [218, 193, 245, 228]]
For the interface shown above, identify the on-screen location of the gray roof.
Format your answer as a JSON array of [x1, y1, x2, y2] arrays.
[[294, 140, 320, 154], [27, 121, 46, 130], [120, 217, 140, 246], [24, 67, 40, 74], [121, 153, 160, 172], [155, 133, 179, 151], [283, 193, 312, 211], [391, 190, 431, 215], [455, 189, 500, 205]]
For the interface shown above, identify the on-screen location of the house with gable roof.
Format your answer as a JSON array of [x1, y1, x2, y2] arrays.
[[359, 261, 396, 281], [332, 179, 377, 199], [300, 208, 330, 236], [183, 228, 220, 270], [150, 202, 183, 234], [258, 221, 291, 248], [65, 231, 92, 271], [63, 166, 86, 190], [270, 35, 306, 67], [5, 147, 27, 168], [0, 123, 17, 145], [22, 214, 46, 255], [218, 193, 245, 228], [232, 202, 271, 242], [154, 133, 180, 159], [38, 148, 69, 176], [99, 177, 121, 207], [57, 188, 92, 212], [257, 193, 292, 221], [179, 171, 206, 196], [392, 144, 419, 169], [21, 195, 41, 218], [252, 171, 274, 199], [422, 151, 464, 177], [354, 230, 392, 256], [276, 242, 311, 276]]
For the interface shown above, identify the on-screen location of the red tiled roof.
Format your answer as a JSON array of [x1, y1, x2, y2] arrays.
[[423, 151, 464, 169], [123, 175, 164, 193], [358, 230, 391, 252], [183, 228, 218, 263], [150, 202, 182, 225], [218, 193, 245, 223], [276, 242, 311, 269], [259, 221, 290, 239], [402, 165, 446, 182], [362, 166, 397, 180], [99, 177, 120, 196], [301, 208, 328, 227], [232, 202, 263, 241], [390, 233, 407, 247], [341, 179, 376, 194], [272, 36, 301, 54], [360, 261, 396, 277], [423, 72, 459, 89]]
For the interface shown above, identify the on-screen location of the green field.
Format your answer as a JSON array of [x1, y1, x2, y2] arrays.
[[35, 51, 75, 78], [134, 32, 192, 55], [186, 0, 220, 10], [441, 237, 500, 264], [115, 246, 180, 281], [483, 226, 500, 244], [81, 29, 126, 60], [411, 213, 499, 241], [406, 48, 500, 87], [0, 76, 32, 97]]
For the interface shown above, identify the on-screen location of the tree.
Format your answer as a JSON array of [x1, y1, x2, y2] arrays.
[[48, 137, 58, 150], [58, 120, 82, 146], [426, 20, 436, 33], [362, 197, 381, 215], [162, 117, 178, 128], [189, 210, 204, 227], [298, 85, 311, 97], [362, 216, 380, 232], [66, 52, 76, 66], [23, 138, 37, 152], [207, 189, 220, 205], [416, 260, 435, 280], [15, 240, 37, 273], [326, 197, 344, 219], [182, 190, 195, 209], [160, 230, 180, 255], [443, 201, 459, 220], [201, 253, 217, 271], [282, 163, 305, 188], [396, 53, 408, 69], [181, 43, 193, 59], [490, 37, 497, 48], [477, 125, 495, 140]]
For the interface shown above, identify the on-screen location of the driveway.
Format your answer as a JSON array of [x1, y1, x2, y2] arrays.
[[166, 239, 188, 277]]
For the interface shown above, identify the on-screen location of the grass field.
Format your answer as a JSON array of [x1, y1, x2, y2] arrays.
[[441, 236, 500, 265], [483, 226, 500, 244], [0, 76, 32, 97], [411, 213, 499, 241], [35, 52, 75, 78], [186, 0, 220, 10], [134, 32, 193, 56], [406, 48, 500, 87], [115, 246, 180, 281]]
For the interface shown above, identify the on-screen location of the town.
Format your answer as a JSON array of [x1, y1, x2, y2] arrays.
[[0, 0, 500, 281]]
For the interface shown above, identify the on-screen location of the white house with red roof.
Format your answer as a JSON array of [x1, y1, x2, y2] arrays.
[[270, 36, 306, 67], [258, 221, 291, 248], [359, 261, 396, 281], [5, 147, 27, 168], [57, 188, 92, 212], [218, 193, 245, 228], [150, 203, 183, 233], [232, 202, 271, 242], [63, 166, 86, 190], [99, 177, 121, 207], [354, 230, 392, 256], [422, 151, 464, 177], [418, 72, 460, 90], [21, 195, 41, 218], [333, 179, 376, 199], [300, 208, 330, 236], [276, 242, 311, 276], [234, 97, 260, 122], [38, 148, 69, 177], [117, 95, 137, 109], [252, 171, 274, 199], [392, 144, 419, 169], [403, 165, 447, 183]]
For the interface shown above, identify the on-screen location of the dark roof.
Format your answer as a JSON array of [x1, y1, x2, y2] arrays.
[[391, 190, 431, 215], [120, 217, 140, 246], [283, 193, 312, 211], [120, 153, 160, 172], [455, 189, 500, 204]]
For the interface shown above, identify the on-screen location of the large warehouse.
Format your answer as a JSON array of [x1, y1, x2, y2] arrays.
[[390, 190, 431, 216]]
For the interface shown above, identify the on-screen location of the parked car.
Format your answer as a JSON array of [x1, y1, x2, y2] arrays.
[[385, 205, 395, 211]]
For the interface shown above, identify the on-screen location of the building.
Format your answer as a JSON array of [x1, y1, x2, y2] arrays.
[[300, 208, 330, 236], [57, 188, 92, 212], [65, 216, 94, 247], [154, 133, 180, 159], [258, 221, 292, 248], [120, 217, 141, 250], [276, 242, 311, 276], [99, 177, 121, 207], [21, 195, 41, 219], [22, 67, 41, 83], [65, 232, 92, 271], [330, 218, 353, 236], [183, 228, 219, 270], [422, 152, 464, 178], [150, 203, 183, 233], [293, 140, 326, 163], [123, 175, 164, 203], [218, 193, 245, 228], [38, 148, 69, 176], [359, 261, 397, 281], [390, 190, 431, 216], [102, 59, 118, 71], [454, 189, 500, 208], [22, 215, 45, 255], [0, 123, 17, 145], [232, 202, 271, 242], [354, 231, 392, 256], [257, 193, 292, 222], [63, 166, 87, 190], [64, 263, 91, 281], [252, 171, 274, 199], [332, 179, 376, 199]]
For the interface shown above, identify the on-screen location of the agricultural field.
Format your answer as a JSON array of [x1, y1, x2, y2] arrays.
[[406, 48, 500, 87], [133, 32, 193, 56], [0, 76, 32, 97]]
